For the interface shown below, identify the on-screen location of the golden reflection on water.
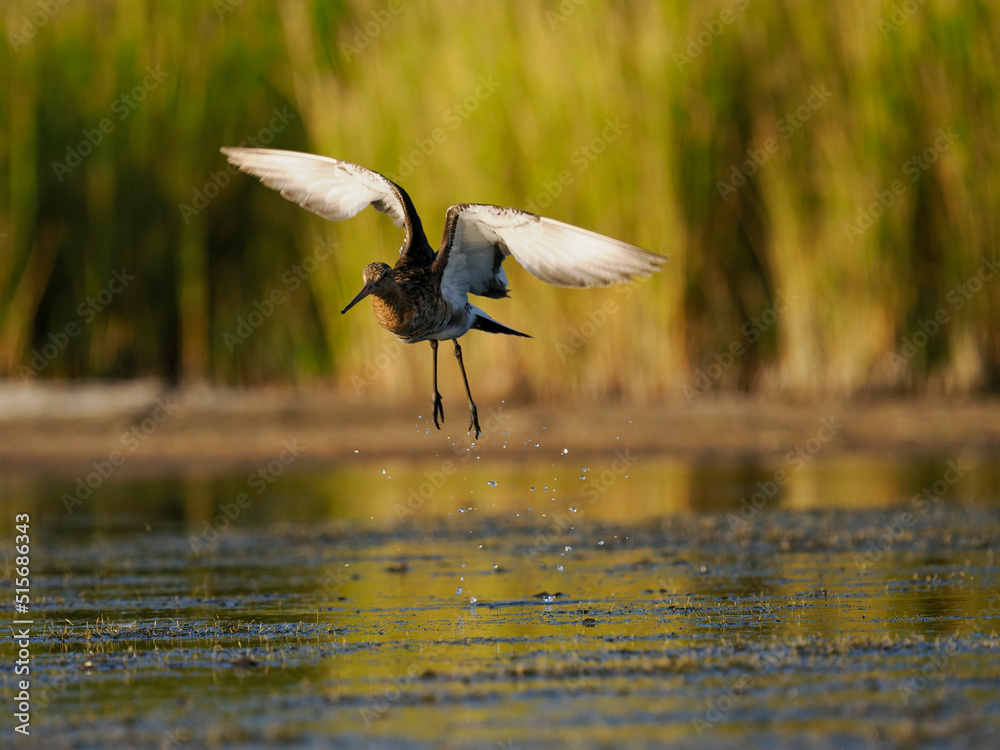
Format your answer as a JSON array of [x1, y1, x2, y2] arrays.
[[3, 453, 999, 533], [1, 451, 998, 750], [197, 453, 997, 524]]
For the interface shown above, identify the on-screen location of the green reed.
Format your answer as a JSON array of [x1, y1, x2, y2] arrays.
[[1, 0, 996, 400]]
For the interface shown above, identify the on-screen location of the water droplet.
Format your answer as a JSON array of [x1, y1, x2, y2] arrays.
[[598, 540, 605, 546], [557, 565, 564, 571], [561, 448, 569, 454], [456, 587, 463, 595], [487, 480, 497, 488], [470, 597, 478, 604], [569, 507, 578, 513], [579, 475, 586, 481], [564, 545, 573, 552]]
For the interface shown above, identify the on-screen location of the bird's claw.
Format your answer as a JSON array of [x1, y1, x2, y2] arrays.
[[432, 391, 444, 430], [468, 403, 481, 439]]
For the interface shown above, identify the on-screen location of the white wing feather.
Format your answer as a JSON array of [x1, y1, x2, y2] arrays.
[[220, 151, 668, 309], [440, 204, 667, 306], [220, 147, 408, 230]]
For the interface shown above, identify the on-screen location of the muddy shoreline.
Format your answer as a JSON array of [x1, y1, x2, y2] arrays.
[[1, 380, 999, 479]]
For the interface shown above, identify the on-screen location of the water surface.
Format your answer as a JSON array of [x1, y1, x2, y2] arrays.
[[2, 454, 999, 749]]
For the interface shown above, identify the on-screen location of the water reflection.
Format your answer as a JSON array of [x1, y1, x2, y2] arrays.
[[5, 453, 999, 536], [1, 454, 998, 749]]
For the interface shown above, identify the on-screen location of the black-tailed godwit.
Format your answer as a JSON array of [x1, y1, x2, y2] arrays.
[[221, 147, 667, 438]]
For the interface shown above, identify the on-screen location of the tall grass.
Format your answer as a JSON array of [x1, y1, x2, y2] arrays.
[[1, 0, 997, 401]]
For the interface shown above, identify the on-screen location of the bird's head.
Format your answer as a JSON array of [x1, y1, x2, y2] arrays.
[[341, 262, 394, 314]]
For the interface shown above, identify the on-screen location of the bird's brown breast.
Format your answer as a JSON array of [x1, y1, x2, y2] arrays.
[[368, 264, 451, 341], [371, 296, 414, 334]]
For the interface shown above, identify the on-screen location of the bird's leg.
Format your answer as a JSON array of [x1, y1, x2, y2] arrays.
[[430, 340, 444, 429], [452, 340, 481, 439]]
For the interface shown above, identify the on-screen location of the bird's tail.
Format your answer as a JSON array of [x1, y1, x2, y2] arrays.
[[472, 313, 531, 338]]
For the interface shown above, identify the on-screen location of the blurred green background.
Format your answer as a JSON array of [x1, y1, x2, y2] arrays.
[[1, 0, 997, 402]]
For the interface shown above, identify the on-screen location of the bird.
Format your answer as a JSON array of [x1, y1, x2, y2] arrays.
[[220, 147, 668, 439]]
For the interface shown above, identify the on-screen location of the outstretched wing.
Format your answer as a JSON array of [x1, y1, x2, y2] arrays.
[[220, 147, 429, 261], [436, 203, 667, 306]]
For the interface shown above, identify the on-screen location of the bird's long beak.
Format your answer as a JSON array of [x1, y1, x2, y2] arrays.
[[341, 282, 374, 314]]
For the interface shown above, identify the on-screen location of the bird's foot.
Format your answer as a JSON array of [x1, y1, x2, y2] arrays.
[[432, 391, 444, 430], [468, 403, 481, 439]]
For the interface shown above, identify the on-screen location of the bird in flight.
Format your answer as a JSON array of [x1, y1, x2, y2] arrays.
[[221, 148, 667, 438]]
